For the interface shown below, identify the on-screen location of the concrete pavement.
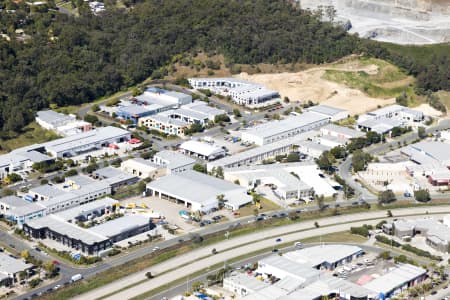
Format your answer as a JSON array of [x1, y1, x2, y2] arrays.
[[73, 205, 450, 300]]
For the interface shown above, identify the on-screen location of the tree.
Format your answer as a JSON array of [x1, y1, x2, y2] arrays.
[[84, 114, 99, 125], [91, 104, 100, 112], [378, 190, 396, 205], [4, 173, 22, 184], [330, 146, 347, 160], [193, 164, 207, 173], [145, 272, 153, 279], [286, 152, 300, 162], [316, 151, 335, 170], [414, 189, 431, 202], [43, 261, 57, 277], [233, 109, 242, 118], [378, 251, 391, 260], [64, 169, 78, 177], [418, 126, 427, 139], [283, 96, 290, 103], [20, 250, 30, 261], [316, 195, 326, 212], [352, 150, 371, 172]]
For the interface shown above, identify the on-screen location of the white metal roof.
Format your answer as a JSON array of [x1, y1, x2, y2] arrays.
[[180, 140, 225, 157], [90, 214, 149, 238], [284, 245, 363, 267]]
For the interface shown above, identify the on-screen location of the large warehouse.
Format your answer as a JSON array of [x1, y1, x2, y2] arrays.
[[42, 126, 131, 158], [146, 170, 252, 212], [241, 112, 329, 145], [180, 140, 226, 161]]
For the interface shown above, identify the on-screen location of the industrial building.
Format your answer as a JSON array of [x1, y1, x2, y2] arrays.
[[117, 87, 192, 124], [241, 112, 329, 145], [42, 126, 130, 158], [384, 217, 450, 253], [320, 124, 366, 140], [357, 104, 423, 134], [283, 245, 364, 270], [152, 150, 196, 174], [179, 140, 226, 161], [23, 201, 153, 255], [36, 110, 92, 137], [224, 165, 314, 201], [188, 78, 280, 107], [0, 147, 53, 180], [120, 158, 162, 179], [207, 132, 317, 171], [93, 167, 140, 191], [0, 253, 33, 287], [305, 105, 349, 122], [224, 245, 425, 300], [146, 170, 252, 212], [138, 113, 190, 137]]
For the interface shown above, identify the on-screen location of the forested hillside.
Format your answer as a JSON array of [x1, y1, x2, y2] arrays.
[[0, 0, 448, 140], [0, 0, 359, 137]]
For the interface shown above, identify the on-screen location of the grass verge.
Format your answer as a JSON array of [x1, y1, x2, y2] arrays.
[[0, 122, 60, 152]]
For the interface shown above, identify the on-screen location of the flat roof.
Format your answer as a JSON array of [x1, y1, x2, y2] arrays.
[[90, 214, 149, 238], [0, 196, 29, 207], [183, 101, 225, 116], [225, 272, 269, 291], [208, 132, 316, 169], [321, 124, 365, 139], [306, 105, 347, 116], [147, 113, 189, 127], [66, 175, 96, 186], [284, 245, 363, 267], [363, 264, 426, 295], [43, 126, 130, 154], [147, 170, 249, 206], [118, 104, 162, 115], [29, 185, 62, 198], [242, 112, 328, 140], [0, 252, 32, 274], [180, 140, 224, 157], [9, 202, 45, 217], [36, 110, 73, 124], [259, 255, 320, 282], [153, 150, 196, 169], [407, 141, 450, 164], [55, 197, 118, 221], [26, 215, 108, 245]]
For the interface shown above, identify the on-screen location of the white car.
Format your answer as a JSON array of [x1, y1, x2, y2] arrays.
[[53, 284, 61, 290], [152, 247, 160, 252]]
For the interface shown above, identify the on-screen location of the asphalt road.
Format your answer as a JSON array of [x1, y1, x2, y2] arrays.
[[72, 206, 450, 300]]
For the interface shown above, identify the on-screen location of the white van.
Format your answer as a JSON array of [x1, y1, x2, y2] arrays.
[[294, 242, 302, 248]]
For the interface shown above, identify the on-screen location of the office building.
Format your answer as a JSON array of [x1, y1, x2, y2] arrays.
[[36, 110, 92, 137], [305, 105, 349, 122], [152, 150, 196, 174]]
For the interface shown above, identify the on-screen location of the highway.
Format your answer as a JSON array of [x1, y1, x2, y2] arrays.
[[69, 205, 450, 300]]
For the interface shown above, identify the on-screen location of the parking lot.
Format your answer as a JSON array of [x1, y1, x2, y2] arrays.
[[124, 196, 235, 234]]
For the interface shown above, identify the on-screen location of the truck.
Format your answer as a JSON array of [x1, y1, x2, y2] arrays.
[[70, 274, 83, 282]]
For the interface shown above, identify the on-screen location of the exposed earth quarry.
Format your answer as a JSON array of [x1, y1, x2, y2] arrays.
[[298, 0, 450, 44]]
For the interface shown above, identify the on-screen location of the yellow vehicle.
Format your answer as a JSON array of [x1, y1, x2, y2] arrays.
[[126, 203, 136, 209]]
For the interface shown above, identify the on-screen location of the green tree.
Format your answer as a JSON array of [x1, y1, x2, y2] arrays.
[[352, 150, 371, 172], [233, 109, 242, 118], [5, 173, 22, 184], [418, 126, 427, 139], [91, 104, 100, 112], [286, 152, 300, 162], [316, 151, 335, 170], [414, 189, 431, 202], [193, 164, 207, 173], [378, 190, 396, 205]]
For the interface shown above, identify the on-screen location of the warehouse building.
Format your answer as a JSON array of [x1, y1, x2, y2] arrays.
[[364, 104, 424, 123], [42, 126, 131, 158], [224, 165, 314, 201], [36, 110, 92, 137], [0, 196, 29, 215], [180, 140, 226, 161], [117, 104, 163, 124], [363, 264, 426, 298], [0, 253, 33, 287], [120, 158, 162, 179], [188, 78, 280, 107], [207, 132, 316, 171], [320, 124, 365, 140], [23, 207, 153, 255], [146, 170, 252, 212], [283, 245, 364, 270], [93, 167, 140, 191], [402, 141, 450, 168], [0, 147, 53, 180], [357, 117, 403, 134], [305, 105, 349, 122], [386, 217, 450, 253], [152, 150, 196, 174], [241, 112, 329, 145]]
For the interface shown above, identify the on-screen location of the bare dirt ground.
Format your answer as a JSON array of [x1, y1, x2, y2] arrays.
[[414, 103, 443, 118], [235, 60, 396, 115]]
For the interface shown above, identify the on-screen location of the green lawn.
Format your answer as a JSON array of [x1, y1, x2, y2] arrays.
[[0, 122, 60, 152]]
